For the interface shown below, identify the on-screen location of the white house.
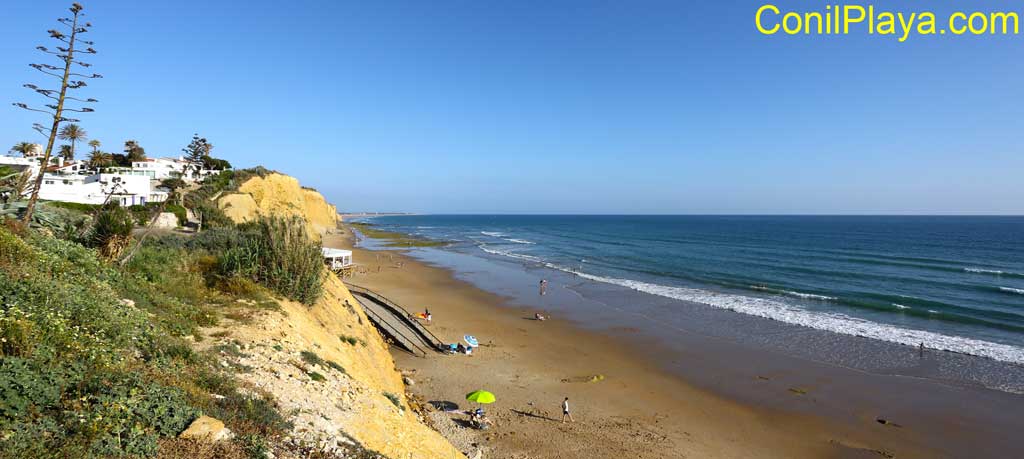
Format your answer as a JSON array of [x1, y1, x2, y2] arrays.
[[132, 157, 186, 180], [25, 150, 226, 207], [131, 156, 223, 182], [0, 155, 41, 176], [51, 158, 91, 175], [38, 172, 167, 206]]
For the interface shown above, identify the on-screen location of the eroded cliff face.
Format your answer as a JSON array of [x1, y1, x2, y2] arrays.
[[209, 173, 462, 458], [217, 173, 339, 238]]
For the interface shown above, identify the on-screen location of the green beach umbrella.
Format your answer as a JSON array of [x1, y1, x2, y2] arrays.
[[465, 390, 496, 404]]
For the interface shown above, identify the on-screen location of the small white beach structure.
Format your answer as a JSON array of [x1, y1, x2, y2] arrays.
[[322, 248, 353, 272]]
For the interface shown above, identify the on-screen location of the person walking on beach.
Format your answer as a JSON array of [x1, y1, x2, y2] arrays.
[[561, 397, 574, 423], [539, 279, 548, 296]]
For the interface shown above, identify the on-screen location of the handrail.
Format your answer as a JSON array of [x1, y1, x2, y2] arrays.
[[345, 283, 445, 349], [355, 296, 428, 357]]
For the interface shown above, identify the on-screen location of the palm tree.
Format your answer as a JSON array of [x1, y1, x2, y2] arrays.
[[88, 139, 101, 154], [9, 142, 35, 157], [58, 145, 74, 162], [88, 150, 111, 168], [124, 140, 146, 162], [57, 124, 88, 161]]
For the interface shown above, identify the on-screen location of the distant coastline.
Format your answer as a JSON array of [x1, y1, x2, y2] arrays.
[[339, 212, 413, 219]]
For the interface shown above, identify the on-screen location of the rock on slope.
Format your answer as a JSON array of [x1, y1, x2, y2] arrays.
[[210, 173, 463, 458]]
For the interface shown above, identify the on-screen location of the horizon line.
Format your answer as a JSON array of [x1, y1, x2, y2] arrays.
[[339, 212, 1024, 217]]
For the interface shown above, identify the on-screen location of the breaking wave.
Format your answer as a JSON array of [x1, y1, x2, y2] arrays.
[[478, 244, 542, 263], [750, 285, 836, 301], [965, 268, 1024, 278], [566, 272, 1024, 365]]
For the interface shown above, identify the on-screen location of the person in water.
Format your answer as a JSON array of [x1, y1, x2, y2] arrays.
[[539, 279, 548, 295]]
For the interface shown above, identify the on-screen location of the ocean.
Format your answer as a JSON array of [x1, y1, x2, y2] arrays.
[[353, 215, 1024, 390]]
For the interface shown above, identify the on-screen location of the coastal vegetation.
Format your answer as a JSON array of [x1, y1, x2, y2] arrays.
[[0, 224, 289, 457], [0, 175, 331, 456], [216, 217, 325, 305], [350, 222, 448, 248]]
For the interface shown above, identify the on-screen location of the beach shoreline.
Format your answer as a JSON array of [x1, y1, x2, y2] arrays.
[[325, 224, 1024, 458]]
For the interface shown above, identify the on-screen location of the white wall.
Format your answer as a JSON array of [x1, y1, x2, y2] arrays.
[[38, 173, 165, 206], [132, 158, 185, 179]]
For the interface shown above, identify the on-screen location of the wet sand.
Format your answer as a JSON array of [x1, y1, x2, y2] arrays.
[[324, 227, 1024, 458]]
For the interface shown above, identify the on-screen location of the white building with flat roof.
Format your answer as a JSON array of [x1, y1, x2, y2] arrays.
[[131, 156, 223, 182], [38, 172, 167, 206], [132, 157, 186, 180], [0, 155, 40, 175]]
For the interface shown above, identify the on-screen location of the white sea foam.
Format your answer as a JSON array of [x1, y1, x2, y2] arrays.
[[1000, 287, 1024, 295], [566, 272, 1024, 365], [478, 245, 542, 263], [506, 238, 535, 245], [893, 304, 911, 310], [481, 231, 505, 237], [476, 244, 1024, 364], [749, 285, 836, 301], [966, 267, 1004, 274], [783, 291, 836, 301]]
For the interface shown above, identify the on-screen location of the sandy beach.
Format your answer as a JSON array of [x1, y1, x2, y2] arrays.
[[324, 225, 1023, 459]]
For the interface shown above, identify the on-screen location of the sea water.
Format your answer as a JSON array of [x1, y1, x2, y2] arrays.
[[355, 215, 1024, 390]]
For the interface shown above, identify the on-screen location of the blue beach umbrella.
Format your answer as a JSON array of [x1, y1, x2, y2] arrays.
[[464, 335, 479, 347]]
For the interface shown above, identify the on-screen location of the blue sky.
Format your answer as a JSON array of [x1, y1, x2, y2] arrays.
[[2, 0, 1022, 214]]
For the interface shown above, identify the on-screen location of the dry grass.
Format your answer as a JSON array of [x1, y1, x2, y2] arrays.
[[157, 438, 248, 459]]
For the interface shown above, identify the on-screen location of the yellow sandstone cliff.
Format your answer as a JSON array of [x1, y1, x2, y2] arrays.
[[209, 173, 463, 458], [217, 173, 339, 238]]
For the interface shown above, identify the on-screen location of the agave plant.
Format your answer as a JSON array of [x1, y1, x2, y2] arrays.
[[0, 169, 34, 204]]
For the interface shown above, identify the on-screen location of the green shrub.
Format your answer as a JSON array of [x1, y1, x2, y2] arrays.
[[325, 360, 347, 374], [0, 227, 294, 457], [189, 227, 247, 252], [43, 201, 100, 213], [299, 350, 325, 367], [217, 217, 324, 304], [195, 201, 235, 230], [308, 371, 326, 382], [383, 392, 403, 410], [339, 334, 364, 346], [206, 393, 292, 437], [166, 203, 188, 226], [85, 202, 134, 257]]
